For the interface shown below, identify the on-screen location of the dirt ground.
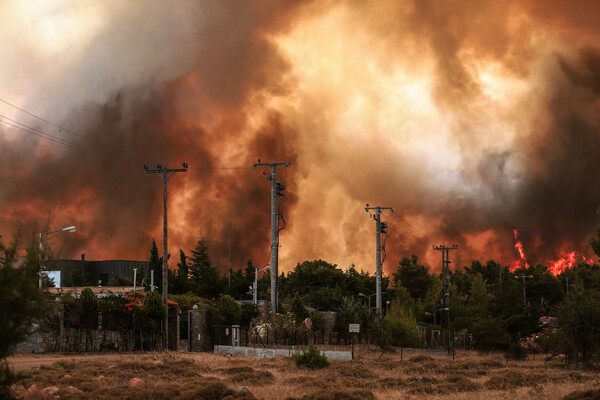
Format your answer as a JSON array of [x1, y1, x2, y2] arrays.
[[8, 348, 600, 399]]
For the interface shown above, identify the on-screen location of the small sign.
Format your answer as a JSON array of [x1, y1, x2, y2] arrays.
[[349, 323, 360, 333]]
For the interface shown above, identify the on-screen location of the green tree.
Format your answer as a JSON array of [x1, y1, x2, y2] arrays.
[[172, 249, 195, 294], [144, 291, 166, 323], [0, 238, 45, 396], [383, 298, 419, 347], [558, 289, 600, 363], [80, 287, 99, 350], [468, 273, 494, 306], [392, 256, 434, 301], [145, 239, 162, 293], [291, 293, 309, 323], [216, 295, 242, 326], [189, 237, 221, 298]]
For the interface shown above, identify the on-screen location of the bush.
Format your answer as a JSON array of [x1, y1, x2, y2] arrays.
[[505, 342, 527, 361], [291, 293, 309, 323], [108, 275, 133, 286], [217, 295, 242, 326], [293, 345, 330, 369], [240, 303, 259, 328]]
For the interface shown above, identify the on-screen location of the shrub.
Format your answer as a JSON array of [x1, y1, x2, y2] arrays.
[[291, 293, 309, 323], [505, 342, 527, 361], [293, 345, 330, 370], [217, 295, 242, 326]]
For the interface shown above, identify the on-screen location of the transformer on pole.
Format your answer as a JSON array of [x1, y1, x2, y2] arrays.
[[254, 160, 290, 314], [365, 205, 393, 312], [433, 244, 458, 328]]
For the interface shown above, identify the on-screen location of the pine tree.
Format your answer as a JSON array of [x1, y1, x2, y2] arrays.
[[147, 239, 162, 293], [189, 237, 221, 298], [177, 249, 188, 281], [244, 259, 255, 282]]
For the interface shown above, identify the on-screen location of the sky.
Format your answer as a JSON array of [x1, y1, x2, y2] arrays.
[[1, 0, 599, 275]]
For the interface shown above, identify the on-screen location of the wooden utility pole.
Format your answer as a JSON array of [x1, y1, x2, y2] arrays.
[[144, 162, 188, 350]]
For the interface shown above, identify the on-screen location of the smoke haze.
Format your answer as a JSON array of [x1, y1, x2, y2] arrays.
[[1, 0, 599, 274]]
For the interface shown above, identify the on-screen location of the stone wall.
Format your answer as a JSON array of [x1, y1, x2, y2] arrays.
[[188, 304, 211, 352]]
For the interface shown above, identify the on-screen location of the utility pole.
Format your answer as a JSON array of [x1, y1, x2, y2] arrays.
[[144, 162, 188, 350], [254, 160, 290, 314], [433, 244, 458, 327], [364, 205, 393, 312], [228, 219, 231, 291], [515, 274, 533, 308]]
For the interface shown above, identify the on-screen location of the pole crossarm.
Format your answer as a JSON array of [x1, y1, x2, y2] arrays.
[[254, 160, 291, 314], [144, 162, 188, 350], [364, 205, 394, 312], [253, 162, 291, 168]]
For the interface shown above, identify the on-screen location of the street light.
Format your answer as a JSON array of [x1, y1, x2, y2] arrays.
[[39, 225, 76, 289], [359, 292, 386, 310], [249, 265, 270, 306]]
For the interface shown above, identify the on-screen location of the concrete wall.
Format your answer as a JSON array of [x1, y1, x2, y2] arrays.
[[214, 345, 352, 361]]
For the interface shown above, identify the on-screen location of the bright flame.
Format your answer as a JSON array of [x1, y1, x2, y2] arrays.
[[510, 229, 529, 271], [509, 230, 595, 275], [547, 251, 577, 275]]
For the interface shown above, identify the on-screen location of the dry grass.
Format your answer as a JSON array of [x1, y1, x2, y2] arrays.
[[10, 348, 600, 399]]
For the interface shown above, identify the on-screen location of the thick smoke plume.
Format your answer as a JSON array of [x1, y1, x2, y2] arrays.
[[1, 0, 599, 274]]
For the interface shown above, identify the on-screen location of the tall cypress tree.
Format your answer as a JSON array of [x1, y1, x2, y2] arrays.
[[177, 249, 188, 281], [189, 237, 221, 298], [147, 239, 162, 293]]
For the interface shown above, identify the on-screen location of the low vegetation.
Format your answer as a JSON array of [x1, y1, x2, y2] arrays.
[[292, 345, 330, 370], [9, 349, 600, 399]]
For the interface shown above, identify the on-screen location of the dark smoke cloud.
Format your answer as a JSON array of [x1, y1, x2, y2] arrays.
[[1, 0, 600, 275]]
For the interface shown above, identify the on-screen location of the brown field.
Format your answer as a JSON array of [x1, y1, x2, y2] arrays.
[[9, 348, 600, 399]]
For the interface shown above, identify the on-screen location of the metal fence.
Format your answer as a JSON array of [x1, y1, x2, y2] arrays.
[[213, 325, 377, 348], [214, 325, 470, 352]]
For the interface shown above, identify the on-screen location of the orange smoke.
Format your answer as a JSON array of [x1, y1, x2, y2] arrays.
[[1, 1, 600, 275]]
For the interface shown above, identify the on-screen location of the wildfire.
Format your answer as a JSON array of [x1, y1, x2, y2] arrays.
[[510, 229, 529, 271], [509, 229, 595, 275]]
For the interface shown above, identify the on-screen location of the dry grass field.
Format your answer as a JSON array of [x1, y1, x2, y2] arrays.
[[9, 348, 600, 399]]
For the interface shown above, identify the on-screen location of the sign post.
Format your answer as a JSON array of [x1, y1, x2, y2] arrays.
[[349, 324, 360, 360]]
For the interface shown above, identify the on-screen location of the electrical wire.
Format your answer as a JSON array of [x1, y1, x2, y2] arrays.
[[383, 211, 434, 242], [277, 193, 287, 233], [0, 115, 92, 153], [189, 166, 254, 170], [0, 97, 90, 140]]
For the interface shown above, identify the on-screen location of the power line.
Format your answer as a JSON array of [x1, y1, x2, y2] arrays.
[[0, 97, 89, 140], [189, 166, 254, 170], [0, 115, 91, 153]]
